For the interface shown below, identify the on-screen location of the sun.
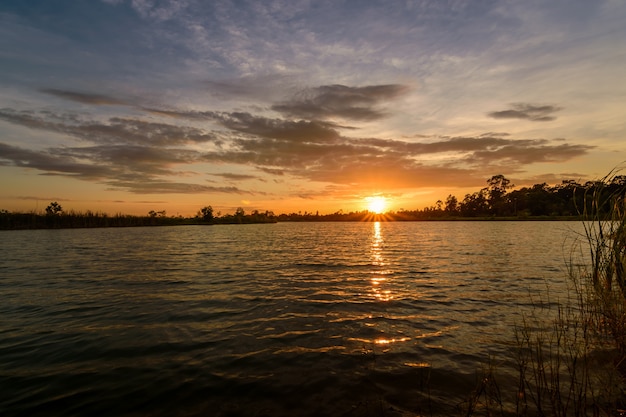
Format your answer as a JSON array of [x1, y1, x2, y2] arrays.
[[366, 196, 387, 214]]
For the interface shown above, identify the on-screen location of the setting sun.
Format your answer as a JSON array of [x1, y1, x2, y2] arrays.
[[366, 196, 387, 214]]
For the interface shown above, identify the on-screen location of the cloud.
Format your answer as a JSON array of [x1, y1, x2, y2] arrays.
[[40, 89, 131, 106], [145, 109, 345, 144], [272, 84, 410, 121], [0, 141, 251, 195], [257, 167, 284, 176], [128, 0, 189, 21], [106, 180, 243, 194], [216, 112, 343, 143], [212, 172, 258, 181], [0, 90, 593, 197], [202, 133, 593, 189], [0, 142, 117, 179], [0, 109, 218, 146], [488, 103, 562, 122]]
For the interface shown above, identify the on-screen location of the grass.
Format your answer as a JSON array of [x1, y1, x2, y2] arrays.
[[457, 170, 626, 417]]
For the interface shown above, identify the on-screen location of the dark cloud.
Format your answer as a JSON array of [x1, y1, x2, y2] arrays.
[[16, 195, 71, 201], [0, 141, 248, 195], [0, 142, 117, 179], [0, 96, 593, 196], [105, 180, 244, 195], [257, 167, 284, 176], [145, 109, 344, 144], [488, 103, 562, 121], [217, 112, 342, 143], [272, 84, 409, 121], [202, 133, 593, 189], [212, 172, 258, 180], [40, 89, 131, 106], [0, 109, 217, 146]]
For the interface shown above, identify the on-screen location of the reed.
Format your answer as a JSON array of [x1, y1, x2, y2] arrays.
[[461, 169, 626, 417]]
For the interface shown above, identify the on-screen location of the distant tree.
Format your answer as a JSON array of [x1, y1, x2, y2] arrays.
[[486, 175, 513, 215], [234, 207, 245, 223], [199, 206, 214, 222], [148, 210, 166, 218], [460, 190, 489, 217], [444, 194, 458, 213], [553, 180, 582, 215], [45, 202, 63, 216], [526, 183, 552, 216]]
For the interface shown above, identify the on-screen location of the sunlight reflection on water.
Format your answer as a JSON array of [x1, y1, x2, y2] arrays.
[[370, 221, 396, 303]]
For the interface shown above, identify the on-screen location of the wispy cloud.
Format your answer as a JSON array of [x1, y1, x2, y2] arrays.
[[272, 84, 410, 121], [0, 109, 218, 146], [212, 172, 258, 181], [40, 89, 131, 106], [488, 103, 562, 122], [0, 141, 248, 195]]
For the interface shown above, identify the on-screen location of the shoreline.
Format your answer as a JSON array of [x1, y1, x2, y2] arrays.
[[0, 213, 584, 231]]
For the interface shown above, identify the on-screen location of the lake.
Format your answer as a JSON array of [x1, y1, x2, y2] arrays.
[[0, 221, 589, 416]]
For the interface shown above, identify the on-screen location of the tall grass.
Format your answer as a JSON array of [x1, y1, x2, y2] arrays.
[[580, 172, 626, 378], [463, 170, 626, 417]]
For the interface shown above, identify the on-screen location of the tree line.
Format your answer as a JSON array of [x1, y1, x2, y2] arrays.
[[2, 174, 625, 229], [278, 174, 626, 221], [437, 174, 626, 218], [0, 203, 277, 230]]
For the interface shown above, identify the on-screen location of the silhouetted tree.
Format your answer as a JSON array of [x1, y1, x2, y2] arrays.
[[460, 190, 489, 217], [444, 194, 458, 214], [234, 207, 245, 223], [486, 175, 513, 216], [199, 206, 214, 222], [45, 202, 63, 215]]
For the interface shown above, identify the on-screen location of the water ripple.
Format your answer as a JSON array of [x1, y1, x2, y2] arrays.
[[0, 222, 585, 416]]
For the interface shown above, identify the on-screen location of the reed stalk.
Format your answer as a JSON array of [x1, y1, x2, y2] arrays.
[[462, 169, 626, 417]]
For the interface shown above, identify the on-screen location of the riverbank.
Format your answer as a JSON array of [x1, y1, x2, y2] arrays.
[[0, 210, 585, 230]]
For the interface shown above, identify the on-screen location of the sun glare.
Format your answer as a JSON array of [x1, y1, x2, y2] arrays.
[[366, 196, 387, 214]]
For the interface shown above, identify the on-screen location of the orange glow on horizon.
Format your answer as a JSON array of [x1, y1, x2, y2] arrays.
[[365, 196, 387, 214]]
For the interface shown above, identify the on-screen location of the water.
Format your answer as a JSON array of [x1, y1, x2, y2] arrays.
[[0, 221, 587, 416]]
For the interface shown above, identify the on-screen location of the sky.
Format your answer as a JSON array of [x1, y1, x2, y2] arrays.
[[1, 0, 625, 216]]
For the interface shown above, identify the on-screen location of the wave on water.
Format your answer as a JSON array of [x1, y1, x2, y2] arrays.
[[0, 222, 585, 416]]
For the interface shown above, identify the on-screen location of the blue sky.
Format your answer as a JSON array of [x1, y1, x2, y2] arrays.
[[1, 0, 625, 215]]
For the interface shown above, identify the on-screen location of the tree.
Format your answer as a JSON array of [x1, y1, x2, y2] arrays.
[[444, 194, 458, 213], [460, 190, 489, 217], [487, 175, 513, 215], [148, 210, 166, 218], [234, 207, 245, 223], [199, 206, 214, 222], [45, 201, 63, 216]]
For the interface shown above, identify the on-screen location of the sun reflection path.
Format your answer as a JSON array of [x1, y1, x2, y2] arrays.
[[370, 221, 393, 303], [367, 222, 411, 348]]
